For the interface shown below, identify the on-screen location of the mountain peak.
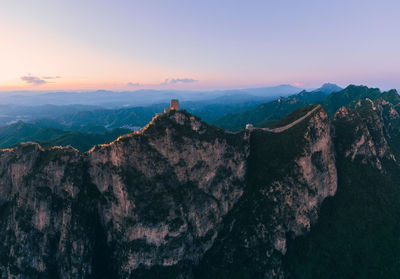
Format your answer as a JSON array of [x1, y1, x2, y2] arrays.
[[314, 83, 343, 93]]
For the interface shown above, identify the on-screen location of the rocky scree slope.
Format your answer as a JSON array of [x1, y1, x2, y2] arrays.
[[0, 108, 337, 278]]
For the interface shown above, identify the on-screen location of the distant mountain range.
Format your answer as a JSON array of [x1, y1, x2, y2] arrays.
[[0, 85, 303, 129], [212, 84, 400, 130], [212, 83, 338, 130], [0, 85, 304, 151], [0, 85, 302, 108], [3, 85, 400, 278], [3, 83, 399, 153]]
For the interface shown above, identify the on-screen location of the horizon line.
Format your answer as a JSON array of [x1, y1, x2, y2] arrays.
[[0, 83, 398, 94], [0, 83, 370, 94]]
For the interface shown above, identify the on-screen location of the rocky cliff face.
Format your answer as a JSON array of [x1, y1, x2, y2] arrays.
[[196, 106, 337, 279], [332, 98, 399, 169], [87, 111, 249, 277], [0, 144, 94, 278], [0, 111, 249, 278], [283, 96, 400, 279], [0, 108, 338, 278]]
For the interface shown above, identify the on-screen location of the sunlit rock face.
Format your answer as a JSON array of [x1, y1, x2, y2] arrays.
[[332, 98, 399, 169], [271, 108, 337, 250], [0, 144, 95, 278], [0, 110, 249, 278], [2, 106, 372, 278], [196, 106, 337, 279], [87, 111, 249, 276]]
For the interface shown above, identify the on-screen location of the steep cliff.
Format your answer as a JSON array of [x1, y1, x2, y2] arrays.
[[87, 111, 249, 277], [196, 106, 337, 279], [284, 97, 400, 279], [0, 107, 339, 278], [0, 110, 249, 278], [0, 144, 95, 278]]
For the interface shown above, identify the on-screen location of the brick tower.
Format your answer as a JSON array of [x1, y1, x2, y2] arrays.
[[170, 99, 179, 110]]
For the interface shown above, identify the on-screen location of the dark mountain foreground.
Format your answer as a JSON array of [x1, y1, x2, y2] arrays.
[[1, 87, 400, 278]]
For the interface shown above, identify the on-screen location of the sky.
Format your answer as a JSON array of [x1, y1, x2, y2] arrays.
[[1, 0, 400, 91]]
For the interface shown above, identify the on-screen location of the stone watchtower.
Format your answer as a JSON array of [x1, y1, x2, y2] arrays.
[[170, 99, 179, 110]]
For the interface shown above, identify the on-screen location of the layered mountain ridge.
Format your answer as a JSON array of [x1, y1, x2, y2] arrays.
[[1, 87, 400, 278]]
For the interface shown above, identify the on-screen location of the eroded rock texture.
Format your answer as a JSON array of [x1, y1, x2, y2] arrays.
[[0, 111, 249, 278], [0, 109, 338, 278], [87, 111, 249, 277], [332, 98, 399, 169], [196, 106, 337, 279]]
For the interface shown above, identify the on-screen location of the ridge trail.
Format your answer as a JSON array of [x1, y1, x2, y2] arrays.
[[224, 105, 321, 135], [260, 105, 322, 133]]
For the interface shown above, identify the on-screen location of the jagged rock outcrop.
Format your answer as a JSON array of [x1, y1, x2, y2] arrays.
[[87, 111, 249, 276], [283, 95, 400, 279], [0, 111, 249, 278], [332, 98, 399, 169], [0, 107, 339, 278], [195, 106, 337, 279], [270, 108, 337, 249], [0, 144, 95, 278]]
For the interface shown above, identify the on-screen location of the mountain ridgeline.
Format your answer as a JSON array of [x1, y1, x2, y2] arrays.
[[0, 121, 130, 152], [213, 84, 400, 130], [1, 85, 400, 278]]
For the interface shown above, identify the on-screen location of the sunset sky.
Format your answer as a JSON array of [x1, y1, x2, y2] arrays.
[[1, 0, 400, 91]]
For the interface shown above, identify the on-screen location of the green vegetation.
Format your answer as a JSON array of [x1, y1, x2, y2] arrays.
[[269, 105, 317, 128], [25, 98, 277, 131], [38, 129, 129, 152], [381, 89, 400, 107], [34, 148, 67, 173], [214, 85, 399, 130], [0, 121, 129, 152], [284, 157, 400, 279], [214, 90, 327, 130], [2, 85, 398, 154], [3, 85, 400, 278], [38, 103, 166, 130], [283, 108, 400, 279], [322, 85, 381, 116], [194, 109, 311, 279], [145, 109, 246, 148]]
